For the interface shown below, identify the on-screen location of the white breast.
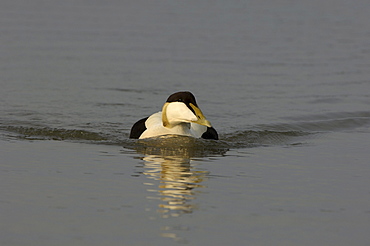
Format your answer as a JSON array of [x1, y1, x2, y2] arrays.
[[139, 111, 208, 139]]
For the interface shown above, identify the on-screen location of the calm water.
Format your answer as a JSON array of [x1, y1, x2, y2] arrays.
[[1, 0, 370, 245]]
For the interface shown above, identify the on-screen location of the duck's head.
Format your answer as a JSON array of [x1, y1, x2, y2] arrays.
[[162, 91, 212, 128]]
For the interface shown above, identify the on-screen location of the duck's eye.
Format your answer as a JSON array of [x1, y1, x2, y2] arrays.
[[177, 99, 183, 102]]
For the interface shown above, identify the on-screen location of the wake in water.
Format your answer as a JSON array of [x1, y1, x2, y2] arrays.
[[1, 111, 369, 157], [1, 124, 310, 146], [1, 126, 109, 142]]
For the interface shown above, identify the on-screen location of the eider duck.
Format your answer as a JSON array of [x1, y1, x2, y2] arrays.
[[129, 91, 218, 140]]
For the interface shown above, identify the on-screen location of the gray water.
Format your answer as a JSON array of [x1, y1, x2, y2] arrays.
[[1, 0, 370, 245]]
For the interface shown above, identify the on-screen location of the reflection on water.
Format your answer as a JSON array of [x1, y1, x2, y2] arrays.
[[131, 138, 221, 243], [130, 136, 227, 217], [125, 136, 224, 243], [139, 146, 210, 218]]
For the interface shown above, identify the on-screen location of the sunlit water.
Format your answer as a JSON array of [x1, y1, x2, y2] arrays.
[[1, 0, 370, 245]]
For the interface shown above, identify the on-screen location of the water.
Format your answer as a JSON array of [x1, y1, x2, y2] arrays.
[[1, 0, 370, 245]]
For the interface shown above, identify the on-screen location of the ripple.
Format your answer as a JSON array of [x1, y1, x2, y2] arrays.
[[2, 111, 369, 154], [1, 125, 108, 141], [126, 135, 229, 158]]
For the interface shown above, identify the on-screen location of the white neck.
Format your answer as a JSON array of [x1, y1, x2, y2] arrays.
[[162, 102, 197, 128]]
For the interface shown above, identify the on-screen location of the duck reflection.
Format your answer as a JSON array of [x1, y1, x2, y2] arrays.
[[133, 136, 227, 217], [141, 150, 208, 217]]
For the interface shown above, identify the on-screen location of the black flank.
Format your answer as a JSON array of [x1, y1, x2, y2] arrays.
[[129, 117, 148, 139], [201, 127, 219, 140]]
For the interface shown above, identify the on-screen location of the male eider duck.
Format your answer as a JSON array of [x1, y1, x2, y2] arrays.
[[129, 91, 218, 140]]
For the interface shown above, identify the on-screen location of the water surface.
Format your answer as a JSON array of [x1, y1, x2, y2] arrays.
[[1, 0, 370, 245]]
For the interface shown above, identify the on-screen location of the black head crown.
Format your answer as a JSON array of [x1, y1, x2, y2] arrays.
[[166, 91, 199, 107]]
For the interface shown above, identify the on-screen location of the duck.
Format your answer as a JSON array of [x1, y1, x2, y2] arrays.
[[129, 91, 218, 140]]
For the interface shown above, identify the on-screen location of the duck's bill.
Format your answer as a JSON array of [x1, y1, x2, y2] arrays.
[[189, 103, 212, 127]]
